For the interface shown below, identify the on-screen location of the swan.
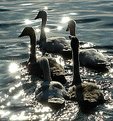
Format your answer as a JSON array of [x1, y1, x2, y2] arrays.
[[18, 27, 67, 84], [66, 20, 109, 72], [35, 67, 69, 109], [34, 10, 70, 55], [34, 10, 93, 60], [68, 36, 105, 112], [35, 59, 69, 108]]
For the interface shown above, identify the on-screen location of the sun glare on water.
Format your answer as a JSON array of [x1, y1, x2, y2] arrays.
[[24, 19, 32, 25], [36, 28, 40, 33], [61, 16, 70, 24], [44, 6, 48, 10], [57, 26, 63, 31], [44, 27, 50, 33], [8, 62, 19, 74]]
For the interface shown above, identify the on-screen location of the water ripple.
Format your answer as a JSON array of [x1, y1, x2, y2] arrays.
[[0, 22, 21, 28], [0, 8, 11, 12], [76, 18, 101, 23], [100, 23, 113, 28], [0, 0, 113, 120]]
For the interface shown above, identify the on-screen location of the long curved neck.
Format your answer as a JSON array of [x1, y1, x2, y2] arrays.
[[70, 26, 75, 36], [40, 17, 47, 44], [71, 39, 81, 86], [40, 57, 52, 82], [29, 32, 36, 63]]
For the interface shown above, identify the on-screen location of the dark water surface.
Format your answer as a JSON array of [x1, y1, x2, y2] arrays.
[[0, 0, 113, 120]]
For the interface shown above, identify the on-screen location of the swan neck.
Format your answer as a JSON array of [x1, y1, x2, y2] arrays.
[[72, 40, 81, 86], [40, 57, 52, 82], [42, 16, 47, 27], [70, 27, 75, 36], [29, 33, 36, 62], [40, 17, 47, 44]]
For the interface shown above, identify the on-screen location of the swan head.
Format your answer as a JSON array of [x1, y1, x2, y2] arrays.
[[66, 20, 76, 31], [18, 27, 35, 37], [66, 20, 76, 36], [35, 10, 47, 20]]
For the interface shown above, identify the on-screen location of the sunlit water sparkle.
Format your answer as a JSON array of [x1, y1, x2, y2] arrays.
[[8, 62, 19, 74], [0, 0, 113, 121]]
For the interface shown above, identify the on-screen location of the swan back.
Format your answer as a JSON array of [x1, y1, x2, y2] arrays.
[[35, 81, 68, 108]]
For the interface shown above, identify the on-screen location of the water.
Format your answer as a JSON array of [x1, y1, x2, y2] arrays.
[[0, 0, 113, 120]]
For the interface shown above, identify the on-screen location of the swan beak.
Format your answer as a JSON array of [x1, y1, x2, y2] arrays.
[[18, 33, 23, 37], [34, 15, 39, 20]]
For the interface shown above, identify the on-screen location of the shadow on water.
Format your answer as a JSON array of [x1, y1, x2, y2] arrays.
[[0, 8, 11, 12], [75, 18, 101, 24], [0, 53, 29, 60], [0, 22, 22, 29], [100, 23, 113, 28]]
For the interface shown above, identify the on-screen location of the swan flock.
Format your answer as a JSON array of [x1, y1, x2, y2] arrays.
[[18, 10, 110, 112]]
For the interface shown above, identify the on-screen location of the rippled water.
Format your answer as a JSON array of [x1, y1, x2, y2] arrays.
[[0, 0, 113, 120]]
